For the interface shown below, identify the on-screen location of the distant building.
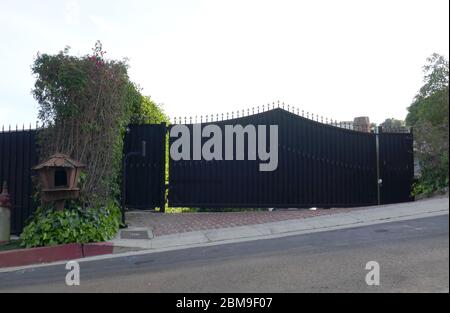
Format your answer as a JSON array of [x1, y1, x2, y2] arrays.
[[338, 116, 372, 132]]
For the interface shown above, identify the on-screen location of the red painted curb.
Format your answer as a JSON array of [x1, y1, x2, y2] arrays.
[[82, 242, 114, 257], [0, 242, 114, 268], [0, 243, 83, 268]]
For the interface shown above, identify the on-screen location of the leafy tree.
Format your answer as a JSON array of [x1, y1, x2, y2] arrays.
[[32, 41, 168, 206], [127, 82, 169, 125], [406, 53, 449, 195]]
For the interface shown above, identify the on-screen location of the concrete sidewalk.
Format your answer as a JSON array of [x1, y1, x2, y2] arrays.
[[112, 196, 449, 252]]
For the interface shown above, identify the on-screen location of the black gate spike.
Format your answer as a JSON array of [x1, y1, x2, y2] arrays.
[[257, 106, 260, 113], [221, 113, 223, 121], [190, 116, 192, 124], [201, 115, 203, 122], [216, 114, 219, 121], [174, 116, 177, 124], [252, 107, 255, 114], [321, 116, 323, 123]]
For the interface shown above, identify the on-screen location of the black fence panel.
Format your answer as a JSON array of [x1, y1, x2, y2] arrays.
[[0, 128, 38, 234], [378, 130, 414, 204], [168, 108, 379, 208], [123, 124, 166, 210]]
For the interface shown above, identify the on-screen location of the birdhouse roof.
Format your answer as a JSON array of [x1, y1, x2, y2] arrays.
[[32, 153, 86, 170]]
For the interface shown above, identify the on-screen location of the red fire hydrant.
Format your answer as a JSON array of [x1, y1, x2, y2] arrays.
[[0, 181, 11, 244]]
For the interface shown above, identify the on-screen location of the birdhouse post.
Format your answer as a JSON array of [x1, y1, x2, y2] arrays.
[[32, 154, 86, 210]]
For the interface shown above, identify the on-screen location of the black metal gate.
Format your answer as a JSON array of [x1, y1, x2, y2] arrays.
[[124, 108, 414, 210], [0, 128, 38, 234], [378, 128, 414, 205], [123, 124, 166, 210], [168, 108, 382, 208]]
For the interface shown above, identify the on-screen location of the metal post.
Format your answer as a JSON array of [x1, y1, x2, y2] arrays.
[[121, 155, 128, 227], [409, 127, 415, 201], [159, 122, 167, 213], [375, 126, 382, 205]]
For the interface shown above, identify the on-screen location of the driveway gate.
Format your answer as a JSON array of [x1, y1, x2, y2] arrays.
[[124, 108, 414, 209]]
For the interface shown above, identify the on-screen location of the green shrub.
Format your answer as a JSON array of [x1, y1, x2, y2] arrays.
[[406, 54, 449, 196], [20, 201, 121, 248]]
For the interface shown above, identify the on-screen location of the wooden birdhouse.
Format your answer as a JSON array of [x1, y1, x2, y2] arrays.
[[32, 153, 86, 210]]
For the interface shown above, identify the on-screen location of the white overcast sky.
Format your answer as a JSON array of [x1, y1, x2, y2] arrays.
[[0, 0, 448, 126]]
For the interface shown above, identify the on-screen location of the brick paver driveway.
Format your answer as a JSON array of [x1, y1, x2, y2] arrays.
[[125, 207, 368, 237]]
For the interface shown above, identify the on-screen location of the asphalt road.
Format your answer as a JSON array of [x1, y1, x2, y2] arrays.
[[0, 215, 448, 292]]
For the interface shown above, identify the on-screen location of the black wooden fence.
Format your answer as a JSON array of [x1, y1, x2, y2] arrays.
[[0, 127, 38, 234]]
